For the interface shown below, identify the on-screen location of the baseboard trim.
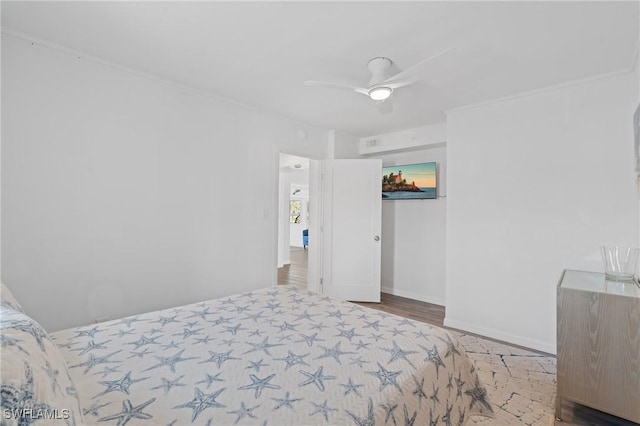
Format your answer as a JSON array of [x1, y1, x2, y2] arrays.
[[381, 286, 445, 307], [443, 317, 556, 355]]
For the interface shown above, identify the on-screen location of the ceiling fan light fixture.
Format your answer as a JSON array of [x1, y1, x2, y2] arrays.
[[368, 86, 392, 101]]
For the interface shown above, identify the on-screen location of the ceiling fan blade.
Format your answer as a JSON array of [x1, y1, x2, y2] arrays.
[[382, 48, 456, 83], [375, 98, 393, 114], [381, 79, 416, 90], [304, 80, 369, 96]]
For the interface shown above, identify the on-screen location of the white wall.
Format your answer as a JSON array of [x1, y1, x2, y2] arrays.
[[0, 41, 2, 280], [333, 131, 361, 159], [277, 170, 291, 267], [446, 69, 639, 354], [360, 123, 446, 155], [289, 196, 308, 248], [635, 56, 640, 243], [1, 35, 329, 331], [357, 124, 448, 305], [378, 146, 447, 305], [277, 168, 309, 264]]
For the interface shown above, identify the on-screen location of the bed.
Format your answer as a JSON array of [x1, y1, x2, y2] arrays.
[[1, 284, 493, 425]]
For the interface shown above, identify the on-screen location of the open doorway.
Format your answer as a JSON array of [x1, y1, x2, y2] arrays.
[[277, 153, 310, 289]]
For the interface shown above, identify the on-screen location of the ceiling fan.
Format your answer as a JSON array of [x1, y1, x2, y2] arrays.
[[304, 48, 455, 113]]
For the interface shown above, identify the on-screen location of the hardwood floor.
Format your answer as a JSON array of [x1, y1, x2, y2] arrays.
[[277, 246, 308, 288], [277, 246, 445, 327], [356, 293, 445, 327]]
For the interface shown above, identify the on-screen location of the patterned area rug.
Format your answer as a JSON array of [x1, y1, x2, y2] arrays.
[[451, 332, 557, 425]]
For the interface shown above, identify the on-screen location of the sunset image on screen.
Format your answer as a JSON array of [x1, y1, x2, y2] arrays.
[[382, 162, 437, 200]]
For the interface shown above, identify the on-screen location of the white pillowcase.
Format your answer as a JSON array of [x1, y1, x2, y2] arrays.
[[0, 307, 85, 425]]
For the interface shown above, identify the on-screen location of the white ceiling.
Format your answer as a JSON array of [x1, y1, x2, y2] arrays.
[[2, 1, 638, 137], [279, 153, 310, 173]]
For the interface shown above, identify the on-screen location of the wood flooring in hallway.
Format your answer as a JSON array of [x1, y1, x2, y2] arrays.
[[277, 246, 445, 327]]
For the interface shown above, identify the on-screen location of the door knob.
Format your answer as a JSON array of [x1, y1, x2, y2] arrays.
[[374, 235, 380, 241]]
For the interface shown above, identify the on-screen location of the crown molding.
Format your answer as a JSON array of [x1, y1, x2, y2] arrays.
[[445, 65, 634, 115], [0, 27, 328, 136]]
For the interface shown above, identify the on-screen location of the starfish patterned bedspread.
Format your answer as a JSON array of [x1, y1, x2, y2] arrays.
[[50, 286, 493, 425]]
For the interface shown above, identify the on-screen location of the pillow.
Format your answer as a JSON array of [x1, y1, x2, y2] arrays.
[[0, 307, 85, 425], [1, 283, 25, 314]]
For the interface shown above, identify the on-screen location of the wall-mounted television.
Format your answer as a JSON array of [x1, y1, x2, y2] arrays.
[[382, 161, 437, 200]]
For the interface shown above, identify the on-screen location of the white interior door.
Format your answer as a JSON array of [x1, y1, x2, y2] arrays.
[[321, 159, 381, 302]]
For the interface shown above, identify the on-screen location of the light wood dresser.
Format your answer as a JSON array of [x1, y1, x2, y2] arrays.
[[556, 269, 640, 424]]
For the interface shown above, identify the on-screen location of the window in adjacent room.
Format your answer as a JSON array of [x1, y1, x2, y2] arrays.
[[289, 200, 301, 224]]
